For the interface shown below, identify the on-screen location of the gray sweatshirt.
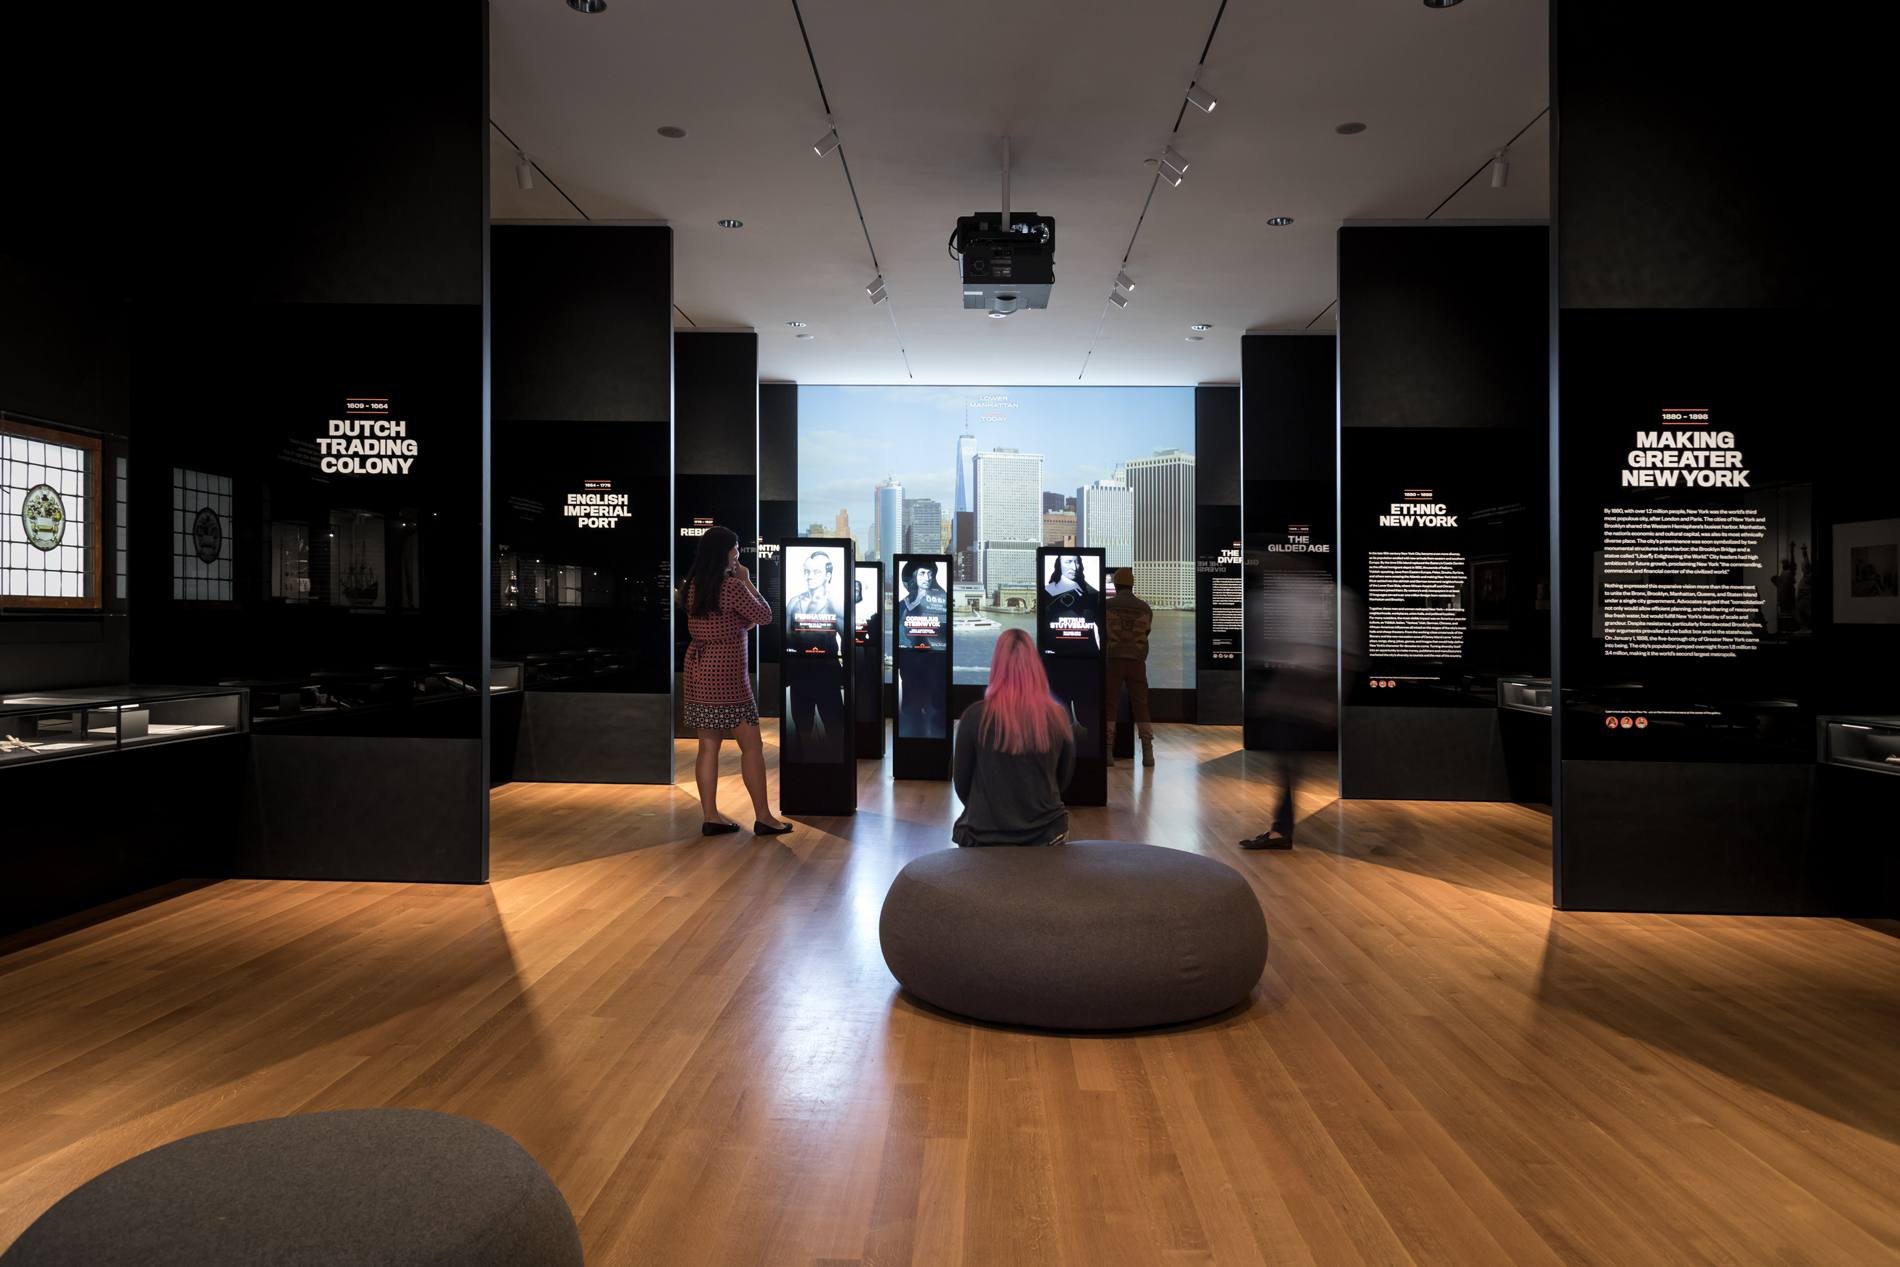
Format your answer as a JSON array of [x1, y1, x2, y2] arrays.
[[950, 699, 1076, 846]]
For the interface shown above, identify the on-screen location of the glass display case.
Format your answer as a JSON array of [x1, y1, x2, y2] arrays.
[[1817, 716, 1900, 776], [1498, 676, 1553, 715], [0, 686, 246, 769]]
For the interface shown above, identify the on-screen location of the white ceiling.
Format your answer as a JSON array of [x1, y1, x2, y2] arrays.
[[488, 0, 1548, 386]]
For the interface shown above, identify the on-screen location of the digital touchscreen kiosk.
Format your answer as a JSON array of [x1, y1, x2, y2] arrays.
[[892, 556, 953, 776], [853, 562, 884, 758], [779, 539, 856, 813], [1036, 547, 1106, 804]]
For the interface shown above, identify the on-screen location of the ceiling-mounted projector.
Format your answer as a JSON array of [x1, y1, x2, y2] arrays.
[[953, 137, 1052, 316], [954, 213, 1055, 314]]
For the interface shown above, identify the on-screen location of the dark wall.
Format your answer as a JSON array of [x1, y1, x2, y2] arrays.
[[1194, 387, 1241, 723], [1339, 224, 1548, 430], [759, 384, 799, 690], [491, 225, 673, 424], [490, 226, 677, 782], [1552, 3, 1888, 913], [1336, 226, 1550, 794], [1240, 334, 1338, 751]]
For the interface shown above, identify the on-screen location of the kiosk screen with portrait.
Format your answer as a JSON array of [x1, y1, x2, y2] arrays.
[[893, 557, 951, 740], [781, 542, 849, 763], [1040, 553, 1104, 656]]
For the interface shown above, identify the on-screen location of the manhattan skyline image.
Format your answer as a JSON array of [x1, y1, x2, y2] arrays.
[[796, 386, 1196, 686]]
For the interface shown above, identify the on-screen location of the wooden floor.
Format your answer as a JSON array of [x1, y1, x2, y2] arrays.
[[2, 723, 1897, 1265]]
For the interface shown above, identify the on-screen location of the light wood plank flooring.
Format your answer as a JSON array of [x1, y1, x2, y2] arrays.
[[2, 723, 1896, 1265]]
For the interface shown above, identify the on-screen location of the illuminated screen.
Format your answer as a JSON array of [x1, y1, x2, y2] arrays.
[[1039, 553, 1103, 656], [796, 386, 1195, 687], [894, 558, 949, 649], [781, 543, 848, 762], [894, 556, 950, 739]]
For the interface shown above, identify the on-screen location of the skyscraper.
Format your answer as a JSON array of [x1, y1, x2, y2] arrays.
[[952, 432, 978, 553], [874, 477, 903, 563], [1124, 446, 1195, 608], [972, 448, 1043, 595], [833, 509, 850, 541], [1075, 479, 1133, 568], [903, 497, 943, 553]]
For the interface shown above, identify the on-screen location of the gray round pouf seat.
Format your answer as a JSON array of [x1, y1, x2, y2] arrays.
[[0, 1108, 582, 1267], [879, 840, 1268, 1030]]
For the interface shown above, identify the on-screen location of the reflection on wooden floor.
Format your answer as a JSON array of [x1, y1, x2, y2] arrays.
[[3, 721, 1898, 1265]]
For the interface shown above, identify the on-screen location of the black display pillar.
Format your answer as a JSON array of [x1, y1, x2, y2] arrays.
[[1551, 3, 1893, 913], [674, 330, 760, 740], [491, 222, 675, 784], [1336, 222, 1550, 801], [758, 383, 798, 720], [780, 539, 857, 815], [1038, 547, 1108, 806], [1241, 332, 1337, 752], [892, 555, 954, 779], [1195, 386, 1241, 725]]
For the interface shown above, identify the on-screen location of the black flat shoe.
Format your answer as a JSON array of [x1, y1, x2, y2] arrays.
[[1240, 832, 1292, 850], [702, 821, 741, 836], [753, 820, 794, 836]]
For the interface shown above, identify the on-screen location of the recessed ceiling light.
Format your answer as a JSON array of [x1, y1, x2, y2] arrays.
[[1267, 217, 1294, 227], [1190, 324, 1212, 331], [1335, 122, 1367, 135], [1185, 336, 1204, 342], [566, 0, 606, 11], [795, 333, 814, 339], [1422, 0, 1463, 6], [657, 126, 686, 139], [717, 219, 743, 228], [786, 321, 807, 327]]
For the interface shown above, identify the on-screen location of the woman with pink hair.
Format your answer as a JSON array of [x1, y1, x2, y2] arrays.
[[951, 628, 1077, 846]]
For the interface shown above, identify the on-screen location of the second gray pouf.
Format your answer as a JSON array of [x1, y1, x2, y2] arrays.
[[878, 840, 1269, 1030], [0, 1108, 583, 1267]]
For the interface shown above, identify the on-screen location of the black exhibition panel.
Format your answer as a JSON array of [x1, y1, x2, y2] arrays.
[[853, 562, 886, 759], [1036, 547, 1107, 806], [1194, 386, 1242, 725], [779, 539, 857, 815], [1336, 224, 1550, 800], [491, 222, 677, 781], [892, 555, 953, 779], [673, 330, 760, 740], [1240, 333, 1337, 752], [490, 420, 672, 783], [758, 383, 799, 719]]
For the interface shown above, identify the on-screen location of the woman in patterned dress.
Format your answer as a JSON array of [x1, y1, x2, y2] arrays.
[[682, 526, 793, 836]]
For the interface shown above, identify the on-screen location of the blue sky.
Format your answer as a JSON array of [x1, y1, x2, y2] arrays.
[[796, 385, 1193, 539]]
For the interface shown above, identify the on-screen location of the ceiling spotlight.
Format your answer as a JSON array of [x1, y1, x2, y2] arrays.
[[870, 288, 888, 306], [1190, 324, 1212, 331], [1335, 122, 1367, 135], [1186, 83, 1217, 113], [865, 276, 884, 295], [717, 219, 743, 228], [514, 152, 533, 191], [566, 0, 606, 11], [657, 126, 687, 139], [1267, 217, 1294, 227], [1156, 163, 1184, 188], [1186, 336, 1203, 342], [1423, 0, 1464, 6], [1109, 291, 1129, 309], [1162, 146, 1190, 174], [1490, 149, 1510, 188], [1115, 271, 1136, 292], [786, 321, 807, 327], [813, 129, 840, 157]]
